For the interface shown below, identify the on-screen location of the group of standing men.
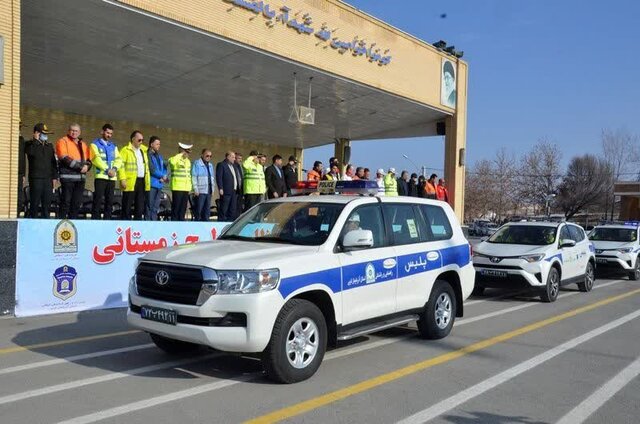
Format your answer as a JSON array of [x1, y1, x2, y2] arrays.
[[23, 122, 301, 222]]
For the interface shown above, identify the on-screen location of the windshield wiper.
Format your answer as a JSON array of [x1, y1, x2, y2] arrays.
[[218, 234, 250, 241]]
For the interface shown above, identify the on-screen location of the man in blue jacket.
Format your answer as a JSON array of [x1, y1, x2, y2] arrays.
[[192, 148, 215, 221], [146, 136, 167, 221]]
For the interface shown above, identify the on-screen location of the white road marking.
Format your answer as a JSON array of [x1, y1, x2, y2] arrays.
[[0, 353, 222, 406], [0, 344, 155, 376], [394, 309, 640, 424], [458, 279, 625, 326], [555, 355, 640, 424]]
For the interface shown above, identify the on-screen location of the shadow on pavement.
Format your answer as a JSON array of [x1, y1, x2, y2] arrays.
[[443, 411, 548, 424]]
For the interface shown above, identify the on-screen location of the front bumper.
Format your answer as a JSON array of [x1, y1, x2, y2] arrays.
[[595, 254, 635, 270], [473, 259, 551, 289], [128, 289, 284, 353]]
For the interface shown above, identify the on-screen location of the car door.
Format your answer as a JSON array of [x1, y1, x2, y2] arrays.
[[338, 204, 397, 325], [568, 225, 589, 275], [558, 225, 579, 280]]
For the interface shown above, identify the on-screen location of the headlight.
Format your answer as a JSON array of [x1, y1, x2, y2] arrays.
[[129, 275, 138, 295], [217, 269, 280, 294], [519, 254, 545, 263], [618, 248, 633, 253]]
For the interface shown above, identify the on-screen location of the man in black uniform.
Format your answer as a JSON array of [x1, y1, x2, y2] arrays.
[[282, 155, 298, 195], [25, 123, 58, 218]]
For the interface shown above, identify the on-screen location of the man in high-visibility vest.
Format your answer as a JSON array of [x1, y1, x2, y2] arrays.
[[90, 124, 122, 219], [117, 130, 150, 220], [243, 150, 265, 211], [168, 142, 193, 221], [425, 173, 438, 199], [384, 167, 398, 196]]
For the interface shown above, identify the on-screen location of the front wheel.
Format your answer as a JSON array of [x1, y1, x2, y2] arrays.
[[578, 262, 595, 292], [418, 280, 456, 339], [262, 299, 327, 384], [629, 258, 640, 281], [540, 267, 560, 303]]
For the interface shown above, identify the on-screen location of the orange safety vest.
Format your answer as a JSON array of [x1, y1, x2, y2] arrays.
[[425, 181, 437, 196], [436, 185, 448, 201], [307, 169, 321, 181]]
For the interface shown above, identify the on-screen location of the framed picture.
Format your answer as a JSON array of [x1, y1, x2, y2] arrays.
[[441, 58, 456, 108]]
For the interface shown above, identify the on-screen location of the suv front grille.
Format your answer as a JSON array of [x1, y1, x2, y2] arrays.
[[136, 262, 204, 305]]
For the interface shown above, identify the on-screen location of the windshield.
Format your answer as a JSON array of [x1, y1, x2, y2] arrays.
[[219, 202, 345, 246], [488, 225, 557, 245], [590, 228, 637, 242]]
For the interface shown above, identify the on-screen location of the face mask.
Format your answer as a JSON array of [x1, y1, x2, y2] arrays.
[[40, 134, 48, 142]]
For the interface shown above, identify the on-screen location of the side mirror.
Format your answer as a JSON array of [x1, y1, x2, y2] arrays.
[[342, 229, 374, 251], [560, 239, 576, 249]]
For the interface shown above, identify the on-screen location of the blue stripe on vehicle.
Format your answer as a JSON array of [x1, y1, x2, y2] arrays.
[[545, 253, 563, 264], [277, 243, 471, 298]]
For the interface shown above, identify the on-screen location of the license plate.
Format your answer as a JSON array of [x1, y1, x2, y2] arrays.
[[141, 305, 177, 325], [596, 258, 608, 264], [480, 269, 508, 278]]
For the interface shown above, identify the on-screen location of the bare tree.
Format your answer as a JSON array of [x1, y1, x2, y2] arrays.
[[601, 128, 640, 218], [492, 148, 518, 221], [518, 139, 563, 214], [464, 159, 494, 221], [557, 155, 612, 219]]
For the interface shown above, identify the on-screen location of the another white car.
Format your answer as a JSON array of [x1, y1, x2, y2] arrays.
[[128, 191, 474, 383], [472, 221, 596, 302], [589, 223, 640, 280]]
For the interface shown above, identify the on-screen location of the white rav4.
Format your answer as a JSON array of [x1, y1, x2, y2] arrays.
[[473, 221, 596, 302], [128, 195, 474, 383], [589, 224, 640, 280]]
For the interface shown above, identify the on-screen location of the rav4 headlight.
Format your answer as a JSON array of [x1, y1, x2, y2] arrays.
[[519, 254, 545, 263], [217, 269, 280, 294], [618, 248, 633, 253]]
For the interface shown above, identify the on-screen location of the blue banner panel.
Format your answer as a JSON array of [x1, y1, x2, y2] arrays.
[[15, 219, 230, 317]]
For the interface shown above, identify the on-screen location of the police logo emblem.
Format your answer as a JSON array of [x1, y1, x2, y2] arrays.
[[52, 265, 78, 301], [155, 270, 170, 286], [53, 220, 78, 254], [365, 263, 376, 284]]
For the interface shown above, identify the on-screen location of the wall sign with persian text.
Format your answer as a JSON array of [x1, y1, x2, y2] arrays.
[[223, 0, 393, 66]]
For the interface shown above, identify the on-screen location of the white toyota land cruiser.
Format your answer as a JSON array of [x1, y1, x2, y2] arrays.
[[128, 191, 474, 383]]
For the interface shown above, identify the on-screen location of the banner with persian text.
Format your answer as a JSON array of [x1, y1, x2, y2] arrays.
[[15, 219, 230, 317]]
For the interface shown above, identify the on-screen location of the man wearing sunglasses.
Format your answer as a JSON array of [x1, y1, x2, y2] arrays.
[[118, 130, 150, 220]]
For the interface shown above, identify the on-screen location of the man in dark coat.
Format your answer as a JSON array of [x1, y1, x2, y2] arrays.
[[216, 151, 241, 221], [25, 123, 59, 218], [282, 155, 298, 195], [265, 154, 287, 199], [397, 170, 410, 196], [408, 173, 419, 197], [233, 152, 244, 217]]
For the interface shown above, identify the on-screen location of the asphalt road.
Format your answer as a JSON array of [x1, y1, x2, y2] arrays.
[[1, 271, 639, 424]]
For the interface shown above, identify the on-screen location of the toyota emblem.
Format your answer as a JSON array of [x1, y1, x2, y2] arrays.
[[490, 257, 502, 263], [155, 270, 170, 286]]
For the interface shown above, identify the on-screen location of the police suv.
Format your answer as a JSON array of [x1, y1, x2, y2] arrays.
[[473, 221, 596, 302], [589, 223, 640, 280], [128, 182, 474, 383]]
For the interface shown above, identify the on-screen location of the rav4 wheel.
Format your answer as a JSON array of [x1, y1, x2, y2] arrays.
[[541, 267, 560, 303], [629, 258, 640, 281], [418, 280, 456, 339], [150, 333, 202, 354], [578, 262, 595, 292], [262, 299, 327, 383]]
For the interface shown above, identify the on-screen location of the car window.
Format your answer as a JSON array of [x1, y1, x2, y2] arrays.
[[341, 205, 387, 249], [419, 205, 453, 241], [382, 204, 423, 246], [559, 226, 572, 243], [568, 225, 585, 242]]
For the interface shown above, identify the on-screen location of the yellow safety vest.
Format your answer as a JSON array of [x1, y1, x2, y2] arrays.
[[243, 156, 265, 195], [168, 153, 192, 192], [384, 174, 398, 196], [117, 143, 150, 192]]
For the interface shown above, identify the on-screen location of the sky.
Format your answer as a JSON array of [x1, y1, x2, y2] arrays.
[[303, 0, 640, 175]]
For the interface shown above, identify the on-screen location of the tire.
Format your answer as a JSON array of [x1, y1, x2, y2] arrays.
[[578, 262, 595, 292], [540, 267, 560, 303], [471, 285, 485, 296], [262, 299, 327, 384], [629, 258, 640, 281], [149, 333, 202, 355], [417, 280, 456, 339]]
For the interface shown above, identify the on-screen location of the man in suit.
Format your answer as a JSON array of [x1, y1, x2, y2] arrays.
[[282, 155, 298, 195], [265, 154, 287, 199], [216, 151, 239, 221]]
